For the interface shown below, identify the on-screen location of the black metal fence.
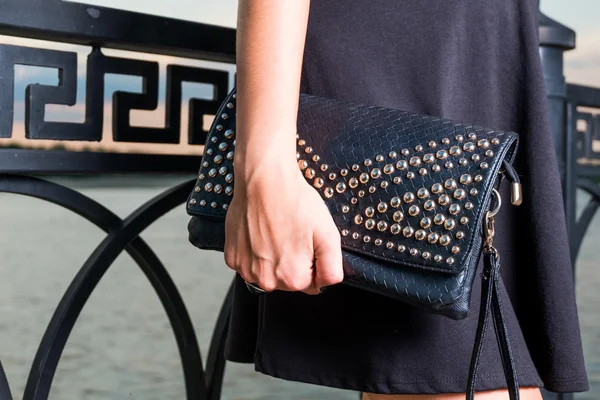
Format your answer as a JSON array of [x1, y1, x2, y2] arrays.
[[0, 1, 597, 399]]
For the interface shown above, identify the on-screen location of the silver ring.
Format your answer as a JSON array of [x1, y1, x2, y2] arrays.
[[488, 188, 502, 218], [245, 281, 267, 294]]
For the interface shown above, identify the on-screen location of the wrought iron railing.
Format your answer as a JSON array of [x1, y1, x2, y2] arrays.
[[0, 1, 596, 400]]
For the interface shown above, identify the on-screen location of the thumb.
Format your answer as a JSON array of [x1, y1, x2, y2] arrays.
[[312, 224, 344, 292]]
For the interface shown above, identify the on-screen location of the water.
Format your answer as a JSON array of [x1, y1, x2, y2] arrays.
[[0, 175, 597, 399]]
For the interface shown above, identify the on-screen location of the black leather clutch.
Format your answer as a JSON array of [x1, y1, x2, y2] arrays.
[[185, 87, 522, 399]]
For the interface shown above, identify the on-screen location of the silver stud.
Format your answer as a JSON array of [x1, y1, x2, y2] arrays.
[[441, 138, 451, 145], [352, 164, 360, 171], [198, 174, 205, 180], [377, 221, 388, 232], [444, 219, 456, 230], [455, 135, 464, 142], [445, 161, 454, 169], [386, 241, 395, 249], [214, 155, 224, 164], [445, 179, 457, 190], [410, 248, 420, 256], [415, 230, 427, 241], [208, 168, 217, 177], [380, 181, 389, 189], [460, 174, 473, 185], [459, 158, 468, 166], [403, 226, 414, 237], [377, 202, 388, 213], [194, 186, 201, 193], [227, 102, 234, 109], [449, 146, 462, 156], [406, 172, 415, 179], [468, 132, 477, 140], [312, 155, 320, 162], [393, 211, 405, 222], [206, 148, 213, 156], [414, 144, 424, 152], [298, 139, 306, 146], [352, 232, 360, 240], [365, 219, 376, 230], [390, 224, 402, 235], [401, 149, 410, 156], [432, 183, 444, 194], [376, 155, 384, 162], [324, 188, 334, 198], [428, 140, 437, 148], [452, 246, 461, 254], [320, 164, 329, 172], [449, 204, 461, 215], [329, 172, 337, 180], [225, 174, 234, 183], [470, 188, 478, 196], [398, 244, 406, 252], [211, 136, 218, 143], [200, 199, 207, 206], [363, 235, 371, 243], [216, 124, 223, 131], [396, 160, 408, 170], [465, 202, 474, 210], [349, 177, 359, 188], [460, 216, 469, 225], [423, 153, 435, 163], [359, 173, 370, 184], [368, 186, 376, 193], [393, 177, 402, 184], [422, 251, 431, 259], [480, 162, 489, 169], [341, 169, 349, 176], [485, 150, 494, 157], [211, 201, 218, 208], [374, 238, 383, 246], [438, 194, 451, 206], [492, 138, 500, 145], [342, 205, 350, 213], [336, 183, 347, 193], [314, 178, 324, 188], [222, 203, 229, 210], [383, 164, 395, 174], [226, 151, 235, 160], [408, 205, 420, 216], [421, 217, 432, 229], [214, 184, 223, 194], [447, 257, 455, 265], [390, 197, 401, 208], [341, 229, 349, 236], [417, 188, 430, 199], [475, 175, 483, 182], [225, 186, 234, 196], [428, 233, 440, 244], [189, 198, 197, 205], [358, 190, 366, 197], [305, 168, 316, 179], [389, 151, 398, 159], [364, 159, 373, 167], [424, 200, 436, 211], [440, 235, 451, 246], [351, 197, 358, 204], [403, 192, 415, 203], [472, 154, 481, 162], [202, 161, 209, 168], [224, 129, 235, 139], [434, 254, 443, 263], [297, 152, 301, 159], [371, 168, 382, 179], [305, 147, 313, 154], [410, 156, 421, 167], [219, 166, 228, 175], [365, 207, 375, 218], [456, 231, 465, 240], [419, 168, 428, 176], [454, 189, 467, 200], [436, 150, 448, 160], [434, 214, 446, 225], [354, 215, 364, 225], [478, 139, 490, 148], [463, 142, 476, 152]]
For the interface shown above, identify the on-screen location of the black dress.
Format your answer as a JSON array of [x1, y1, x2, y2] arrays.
[[223, 0, 590, 395]]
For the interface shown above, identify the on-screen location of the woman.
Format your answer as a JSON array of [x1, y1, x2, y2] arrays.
[[223, 1, 589, 398]]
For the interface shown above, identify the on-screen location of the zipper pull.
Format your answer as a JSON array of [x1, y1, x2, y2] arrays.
[[501, 160, 522, 206]]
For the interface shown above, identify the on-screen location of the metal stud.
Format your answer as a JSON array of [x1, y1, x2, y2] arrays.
[[393, 211, 404, 222], [352, 164, 360, 171], [438, 194, 451, 206], [341, 169, 349, 176], [351, 197, 358, 204], [492, 138, 500, 145], [349, 177, 359, 188], [428, 140, 438, 148], [381, 181, 389, 189], [383, 164, 395, 175], [222, 203, 229, 210], [445, 161, 455, 169], [225, 186, 234, 196], [444, 219, 456, 230], [200, 199, 207, 206], [421, 217, 432, 228], [364, 159, 373, 167], [342, 205, 350, 213], [374, 238, 383, 246], [456, 231, 465, 240], [305, 147, 313, 154], [485, 150, 494, 157], [460, 216, 469, 225], [478, 139, 490, 148], [449, 146, 462, 156], [401, 149, 410, 156], [432, 183, 444, 194], [189, 198, 197, 205], [447, 257, 455, 265], [434, 254, 443, 263], [480, 162, 489, 169], [470, 188, 478, 196], [216, 124, 223, 131], [226, 151, 235, 160], [226, 102, 234, 109], [414, 144, 424, 152], [336, 183, 347, 193], [371, 168, 382, 179], [224, 129, 235, 139], [406, 172, 415, 179], [377, 202, 388, 213], [377, 221, 388, 232], [352, 232, 360, 240], [296, 152, 300, 159], [225, 174, 234, 184], [439, 235, 451, 246], [341, 229, 349, 236], [198, 173, 205, 180], [365, 207, 375, 218], [468, 132, 477, 140], [422, 251, 431, 259], [194, 186, 201, 193], [454, 189, 466, 200], [452, 246, 461, 254], [386, 241, 395, 249], [214, 184, 223, 194], [211, 136, 218, 143], [424, 200, 436, 211], [360, 173, 369, 184], [463, 142, 476, 152], [417, 188, 430, 199], [211, 201, 218, 208], [219, 166, 228, 176], [376, 155, 385, 162], [474, 175, 483, 182], [441, 138, 451, 145], [365, 219, 376, 230], [410, 248, 419, 256], [298, 139, 306, 146], [363, 235, 371, 243], [423, 153, 435, 163], [358, 190, 366, 197], [460, 174, 473, 185], [329, 173, 337, 180], [434, 214, 446, 225], [368, 185, 377, 193], [419, 168, 428, 176], [214, 155, 224, 164], [314, 178, 324, 189], [410, 156, 421, 167], [398, 244, 406, 252], [449, 204, 461, 215], [312, 155, 320, 162], [393, 177, 402, 184], [305, 168, 316, 179], [389, 151, 398, 159], [403, 192, 415, 203], [324, 188, 334, 198], [390, 224, 402, 235], [459, 158, 468, 166], [415, 230, 427, 241], [408, 205, 420, 216], [432, 165, 441, 173], [320, 164, 329, 172], [428, 232, 440, 244], [455, 135, 464, 142], [403, 226, 414, 237], [206, 148, 213, 156], [208, 168, 217, 177], [202, 161, 209, 168], [390, 197, 401, 208], [436, 150, 448, 160], [471, 154, 481, 162], [445, 179, 457, 190], [354, 215, 364, 225], [396, 160, 408, 170], [465, 202, 474, 210]]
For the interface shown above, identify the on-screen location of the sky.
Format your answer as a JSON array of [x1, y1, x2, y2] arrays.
[[1, 0, 598, 152]]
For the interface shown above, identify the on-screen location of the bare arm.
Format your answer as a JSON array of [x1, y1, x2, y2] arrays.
[[224, 0, 343, 294]]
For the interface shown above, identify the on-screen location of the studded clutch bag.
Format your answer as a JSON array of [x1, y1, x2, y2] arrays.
[[185, 87, 523, 399]]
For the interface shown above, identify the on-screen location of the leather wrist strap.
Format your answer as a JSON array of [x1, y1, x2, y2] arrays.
[[466, 252, 519, 400]]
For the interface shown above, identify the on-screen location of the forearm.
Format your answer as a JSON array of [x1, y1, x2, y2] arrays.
[[234, 0, 310, 183]]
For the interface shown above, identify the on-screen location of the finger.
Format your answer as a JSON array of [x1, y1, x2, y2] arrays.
[[312, 226, 344, 291]]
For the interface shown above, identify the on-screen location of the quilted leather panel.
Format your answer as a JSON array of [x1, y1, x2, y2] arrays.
[[186, 87, 517, 273]]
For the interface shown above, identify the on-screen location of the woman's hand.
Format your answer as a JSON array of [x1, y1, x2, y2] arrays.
[[223, 155, 344, 295]]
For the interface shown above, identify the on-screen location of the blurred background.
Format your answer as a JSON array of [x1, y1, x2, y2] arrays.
[[0, 1, 598, 399]]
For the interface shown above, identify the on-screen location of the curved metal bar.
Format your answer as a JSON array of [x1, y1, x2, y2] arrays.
[[0, 358, 13, 400], [205, 279, 234, 400], [0, 175, 207, 400], [571, 178, 600, 262]]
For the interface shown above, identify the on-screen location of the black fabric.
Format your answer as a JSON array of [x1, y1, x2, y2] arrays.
[[223, 0, 589, 395]]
